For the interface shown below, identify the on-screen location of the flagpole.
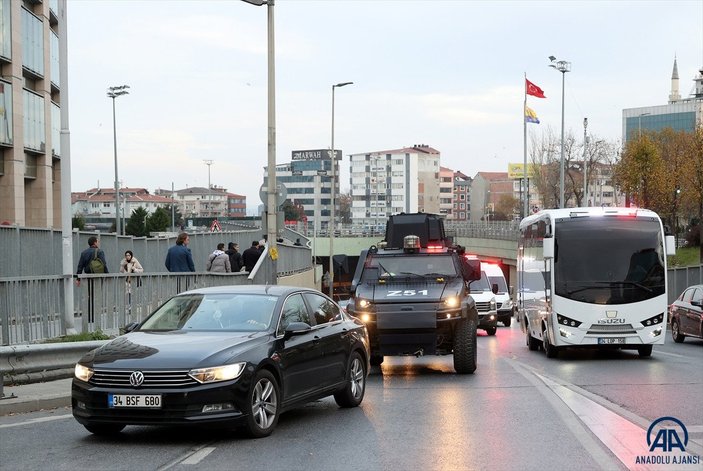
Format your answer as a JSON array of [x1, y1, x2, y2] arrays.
[[523, 73, 528, 219]]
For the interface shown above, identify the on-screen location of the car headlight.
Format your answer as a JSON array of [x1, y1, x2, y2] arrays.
[[358, 299, 371, 309], [188, 363, 246, 384], [444, 296, 460, 308], [74, 363, 94, 382], [490, 299, 496, 310], [502, 298, 513, 309]]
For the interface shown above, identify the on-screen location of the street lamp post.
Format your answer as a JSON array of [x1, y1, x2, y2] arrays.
[[242, 0, 277, 281], [107, 84, 129, 235], [329, 81, 353, 299], [549, 56, 570, 209], [583, 117, 588, 207], [203, 160, 214, 216]]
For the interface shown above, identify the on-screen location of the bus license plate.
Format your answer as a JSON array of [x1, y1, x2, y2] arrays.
[[108, 394, 161, 408], [598, 337, 625, 345]]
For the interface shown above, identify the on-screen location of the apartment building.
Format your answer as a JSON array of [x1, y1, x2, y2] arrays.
[[0, 0, 66, 227], [451, 170, 471, 220], [349, 144, 440, 227], [72, 187, 173, 220]]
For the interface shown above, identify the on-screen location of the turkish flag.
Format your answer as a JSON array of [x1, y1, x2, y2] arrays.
[[526, 79, 546, 98]]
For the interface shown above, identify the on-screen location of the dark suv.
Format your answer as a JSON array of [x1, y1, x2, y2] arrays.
[[346, 228, 481, 374]]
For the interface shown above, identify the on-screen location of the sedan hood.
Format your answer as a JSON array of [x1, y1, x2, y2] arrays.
[[80, 331, 269, 369]]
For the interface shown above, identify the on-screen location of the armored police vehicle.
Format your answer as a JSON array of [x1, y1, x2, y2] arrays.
[[346, 213, 482, 374]]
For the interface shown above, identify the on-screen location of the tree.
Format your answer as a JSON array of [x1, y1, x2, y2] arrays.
[[72, 214, 85, 231], [338, 192, 352, 224], [680, 126, 703, 261], [281, 200, 305, 221], [146, 207, 171, 234], [494, 194, 519, 221], [125, 206, 148, 237], [163, 204, 183, 229], [614, 134, 665, 210]]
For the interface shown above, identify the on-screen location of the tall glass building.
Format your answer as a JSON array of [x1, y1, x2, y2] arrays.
[[622, 59, 703, 143], [0, 0, 66, 228]]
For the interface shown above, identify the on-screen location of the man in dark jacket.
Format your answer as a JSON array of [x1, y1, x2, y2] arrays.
[[75, 236, 108, 323], [165, 232, 195, 272], [226, 242, 244, 272], [242, 241, 262, 272]]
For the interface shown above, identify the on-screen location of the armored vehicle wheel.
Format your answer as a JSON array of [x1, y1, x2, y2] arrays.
[[485, 326, 497, 336], [453, 318, 477, 374]]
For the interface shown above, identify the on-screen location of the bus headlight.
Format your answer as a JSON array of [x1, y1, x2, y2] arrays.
[[641, 313, 664, 327]]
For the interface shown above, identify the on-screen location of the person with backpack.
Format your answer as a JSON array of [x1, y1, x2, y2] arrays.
[[76, 236, 108, 324], [76, 236, 108, 285]]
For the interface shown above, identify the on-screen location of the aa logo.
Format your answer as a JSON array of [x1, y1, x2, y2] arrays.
[[647, 416, 688, 452]]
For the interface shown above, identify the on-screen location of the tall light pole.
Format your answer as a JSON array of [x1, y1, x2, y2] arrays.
[[242, 0, 277, 281], [108, 84, 129, 235], [549, 56, 570, 208], [329, 81, 353, 299], [582, 117, 588, 206], [203, 159, 214, 215]]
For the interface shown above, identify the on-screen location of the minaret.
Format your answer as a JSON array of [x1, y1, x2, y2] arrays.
[[669, 56, 681, 103]]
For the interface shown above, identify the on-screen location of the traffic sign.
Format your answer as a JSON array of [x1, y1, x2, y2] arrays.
[[259, 182, 287, 207]]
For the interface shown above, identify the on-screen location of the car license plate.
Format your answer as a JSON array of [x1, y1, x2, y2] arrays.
[[108, 394, 161, 408], [598, 337, 626, 344]]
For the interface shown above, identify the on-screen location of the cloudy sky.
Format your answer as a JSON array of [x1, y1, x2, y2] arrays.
[[67, 0, 703, 214]]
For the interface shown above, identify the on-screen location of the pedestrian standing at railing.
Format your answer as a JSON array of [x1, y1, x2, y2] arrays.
[[120, 250, 144, 311], [206, 243, 231, 273], [76, 236, 108, 324], [165, 232, 195, 293]]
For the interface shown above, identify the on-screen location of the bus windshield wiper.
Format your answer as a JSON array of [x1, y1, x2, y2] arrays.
[[423, 272, 453, 279], [566, 280, 654, 294]]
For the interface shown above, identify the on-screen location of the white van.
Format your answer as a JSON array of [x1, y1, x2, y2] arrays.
[[467, 270, 498, 335], [482, 263, 514, 327]]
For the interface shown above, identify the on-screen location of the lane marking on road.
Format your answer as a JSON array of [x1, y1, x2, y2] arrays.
[[511, 360, 703, 468], [156, 441, 219, 470], [651, 350, 685, 359], [181, 446, 216, 465], [507, 360, 622, 470], [0, 413, 72, 429]]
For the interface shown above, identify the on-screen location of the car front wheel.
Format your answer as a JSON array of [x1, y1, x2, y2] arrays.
[[671, 319, 685, 343], [244, 370, 280, 438], [334, 351, 366, 408]]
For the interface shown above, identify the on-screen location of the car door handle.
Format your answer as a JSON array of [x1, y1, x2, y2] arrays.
[[313, 336, 321, 343]]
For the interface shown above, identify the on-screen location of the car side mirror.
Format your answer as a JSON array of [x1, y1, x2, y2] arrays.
[[122, 322, 139, 334], [492, 283, 499, 295], [283, 322, 312, 340], [464, 259, 481, 282]]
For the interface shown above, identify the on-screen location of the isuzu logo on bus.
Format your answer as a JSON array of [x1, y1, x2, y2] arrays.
[[598, 310, 625, 324]]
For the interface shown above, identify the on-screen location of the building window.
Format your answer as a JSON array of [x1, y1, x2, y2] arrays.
[[23, 90, 45, 152], [0, 0, 10, 60], [22, 7, 44, 76], [51, 102, 60, 156], [50, 30, 60, 88], [0, 81, 12, 144]]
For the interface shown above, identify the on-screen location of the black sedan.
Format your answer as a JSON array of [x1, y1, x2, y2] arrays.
[[72, 285, 370, 438], [669, 284, 703, 342]]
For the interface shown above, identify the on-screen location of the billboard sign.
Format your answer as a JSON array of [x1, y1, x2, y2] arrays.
[[508, 163, 536, 179], [292, 149, 342, 161]]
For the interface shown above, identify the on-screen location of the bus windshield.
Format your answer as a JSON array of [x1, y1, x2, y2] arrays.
[[554, 217, 665, 304]]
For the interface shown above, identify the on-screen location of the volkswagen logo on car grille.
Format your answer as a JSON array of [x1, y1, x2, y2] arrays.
[[129, 371, 145, 387]]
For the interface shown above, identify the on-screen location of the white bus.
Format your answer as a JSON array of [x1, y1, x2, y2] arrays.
[[518, 207, 676, 358]]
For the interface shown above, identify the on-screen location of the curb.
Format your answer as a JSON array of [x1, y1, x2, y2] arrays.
[[0, 395, 71, 416]]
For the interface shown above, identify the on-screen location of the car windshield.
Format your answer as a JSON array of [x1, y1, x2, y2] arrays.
[[362, 254, 458, 280], [468, 272, 492, 293], [488, 276, 508, 293], [139, 293, 278, 332]]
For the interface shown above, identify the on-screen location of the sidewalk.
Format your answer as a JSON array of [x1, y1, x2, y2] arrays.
[[0, 378, 72, 416]]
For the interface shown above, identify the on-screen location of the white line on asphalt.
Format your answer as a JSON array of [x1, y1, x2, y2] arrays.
[[181, 447, 216, 465], [651, 350, 685, 359], [507, 360, 622, 470], [0, 413, 72, 429]]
